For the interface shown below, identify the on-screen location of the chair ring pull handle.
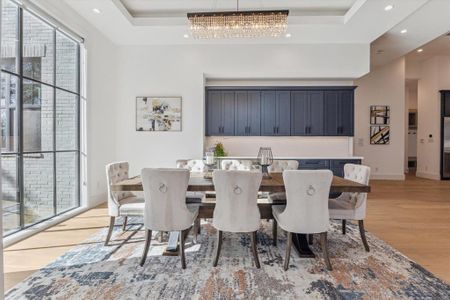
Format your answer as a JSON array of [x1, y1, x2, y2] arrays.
[[234, 185, 243, 195], [159, 183, 168, 193], [307, 185, 316, 196]]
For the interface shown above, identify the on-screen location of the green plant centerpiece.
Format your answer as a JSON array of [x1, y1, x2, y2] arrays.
[[214, 142, 227, 157]]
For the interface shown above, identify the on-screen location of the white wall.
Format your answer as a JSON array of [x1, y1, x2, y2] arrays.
[[354, 58, 406, 180], [416, 55, 450, 180], [114, 44, 369, 175], [34, 0, 119, 207]]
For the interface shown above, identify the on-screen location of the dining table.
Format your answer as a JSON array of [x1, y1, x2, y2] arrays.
[[112, 172, 371, 258]]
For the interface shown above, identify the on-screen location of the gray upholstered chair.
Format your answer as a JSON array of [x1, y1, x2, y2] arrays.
[[329, 164, 371, 252], [267, 160, 299, 246], [220, 159, 254, 171], [273, 170, 333, 271], [140, 168, 199, 269], [105, 162, 144, 245], [212, 170, 263, 268]]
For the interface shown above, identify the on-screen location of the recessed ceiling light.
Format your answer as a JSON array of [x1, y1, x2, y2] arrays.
[[400, 29, 408, 34], [384, 4, 394, 11], [285, 33, 291, 38], [92, 8, 101, 14], [183, 34, 189, 39], [417, 48, 423, 53]]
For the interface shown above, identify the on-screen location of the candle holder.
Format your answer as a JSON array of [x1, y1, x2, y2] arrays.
[[257, 147, 273, 179], [204, 151, 216, 179]]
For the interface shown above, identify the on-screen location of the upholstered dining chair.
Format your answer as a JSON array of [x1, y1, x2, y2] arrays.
[[140, 168, 199, 269], [212, 170, 263, 268], [105, 162, 144, 246], [329, 164, 371, 252], [267, 160, 299, 246], [220, 159, 254, 171], [273, 170, 333, 271], [176, 159, 206, 242]]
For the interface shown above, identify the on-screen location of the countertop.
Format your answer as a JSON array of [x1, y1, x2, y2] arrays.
[[214, 156, 364, 160]]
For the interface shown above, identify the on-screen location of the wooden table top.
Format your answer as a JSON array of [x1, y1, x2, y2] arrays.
[[112, 172, 370, 193]]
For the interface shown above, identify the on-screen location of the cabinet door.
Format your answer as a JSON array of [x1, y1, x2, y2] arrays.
[[222, 91, 235, 135], [309, 91, 324, 135], [324, 91, 339, 136], [206, 91, 222, 136], [261, 91, 277, 136], [291, 91, 308, 135], [235, 91, 248, 136], [338, 91, 354, 136], [276, 91, 291, 135], [247, 91, 261, 135]]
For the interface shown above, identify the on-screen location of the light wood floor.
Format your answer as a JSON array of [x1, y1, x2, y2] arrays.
[[3, 175, 450, 291]]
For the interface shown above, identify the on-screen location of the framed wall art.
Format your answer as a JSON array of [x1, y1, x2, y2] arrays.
[[370, 126, 390, 145], [136, 96, 182, 131], [370, 105, 390, 125]]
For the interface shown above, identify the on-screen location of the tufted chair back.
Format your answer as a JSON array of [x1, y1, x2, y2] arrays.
[[212, 170, 262, 232], [176, 159, 206, 172], [141, 168, 195, 231], [279, 170, 333, 233], [106, 162, 135, 217], [268, 160, 299, 172], [220, 159, 253, 171], [343, 164, 371, 219]]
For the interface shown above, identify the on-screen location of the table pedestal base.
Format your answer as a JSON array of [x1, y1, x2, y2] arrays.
[[292, 234, 315, 258]]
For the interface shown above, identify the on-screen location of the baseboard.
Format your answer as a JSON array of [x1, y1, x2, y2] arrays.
[[88, 192, 107, 208], [3, 206, 89, 248], [415, 171, 441, 180], [371, 174, 406, 180]]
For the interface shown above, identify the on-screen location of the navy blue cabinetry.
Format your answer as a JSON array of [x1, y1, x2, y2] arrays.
[[324, 90, 354, 136], [261, 91, 291, 136], [206, 90, 235, 136], [206, 87, 355, 137], [291, 91, 324, 136], [235, 91, 261, 136]]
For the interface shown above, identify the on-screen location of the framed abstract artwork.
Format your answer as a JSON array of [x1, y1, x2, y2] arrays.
[[136, 96, 182, 131], [370, 105, 390, 125], [370, 126, 390, 145]]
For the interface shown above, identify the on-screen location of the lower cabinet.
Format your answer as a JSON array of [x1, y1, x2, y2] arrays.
[[298, 159, 361, 177]]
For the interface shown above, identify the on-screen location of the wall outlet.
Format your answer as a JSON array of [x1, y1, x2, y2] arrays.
[[420, 139, 425, 144]]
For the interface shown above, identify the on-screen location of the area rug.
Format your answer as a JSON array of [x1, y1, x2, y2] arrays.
[[6, 219, 450, 300]]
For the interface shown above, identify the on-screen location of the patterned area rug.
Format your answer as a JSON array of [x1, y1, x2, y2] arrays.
[[6, 218, 450, 300]]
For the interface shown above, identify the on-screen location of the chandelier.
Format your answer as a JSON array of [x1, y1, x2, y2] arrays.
[[187, 1, 289, 39]]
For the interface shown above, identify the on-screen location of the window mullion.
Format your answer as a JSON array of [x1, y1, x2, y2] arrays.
[[18, 6, 25, 230], [53, 28, 57, 216]]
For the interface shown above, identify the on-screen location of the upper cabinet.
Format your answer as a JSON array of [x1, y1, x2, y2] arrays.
[[442, 91, 450, 117], [261, 91, 291, 136], [235, 91, 261, 136], [205, 87, 355, 137], [291, 91, 324, 136], [324, 90, 354, 136], [206, 90, 235, 136]]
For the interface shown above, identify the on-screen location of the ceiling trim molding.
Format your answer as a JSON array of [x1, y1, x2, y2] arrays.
[[344, 0, 367, 24]]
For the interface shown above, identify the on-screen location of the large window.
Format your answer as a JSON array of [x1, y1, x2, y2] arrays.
[[1, 0, 81, 236]]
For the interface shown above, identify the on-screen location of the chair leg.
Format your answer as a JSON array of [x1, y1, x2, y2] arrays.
[[320, 232, 332, 271], [342, 219, 346, 235], [272, 219, 278, 246], [213, 230, 223, 267], [122, 216, 128, 232], [193, 218, 200, 243], [284, 232, 292, 271], [250, 231, 261, 269], [104, 216, 115, 246], [139, 229, 152, 267], [358, 220, 370, 252], [308, 234, 314, 245], [179, 229, 188, 269]]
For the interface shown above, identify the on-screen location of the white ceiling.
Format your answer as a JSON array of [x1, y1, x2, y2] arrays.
[[62, 0, 432, 45], [121, 0, 358, 17], [370, 0, 450, 68]]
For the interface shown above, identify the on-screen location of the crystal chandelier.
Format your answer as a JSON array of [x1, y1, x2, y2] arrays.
[[187, 1, 289, 39]]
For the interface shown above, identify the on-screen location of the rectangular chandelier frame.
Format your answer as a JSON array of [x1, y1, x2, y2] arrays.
[[187, 10, 289, 39]]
